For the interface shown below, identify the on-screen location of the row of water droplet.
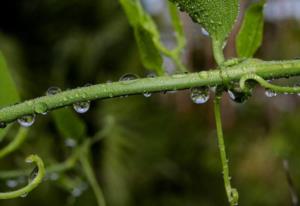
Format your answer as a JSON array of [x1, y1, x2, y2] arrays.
[[2, 73, 300, 128]]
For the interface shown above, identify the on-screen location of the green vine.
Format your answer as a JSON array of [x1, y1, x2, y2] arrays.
[[240, 73, 300, 94], [0, 155, 45, 199], [214, 96, 238, 206]]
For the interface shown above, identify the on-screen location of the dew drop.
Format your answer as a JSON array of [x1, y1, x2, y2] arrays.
[[46, 86, 62, 96], [265, 89, 277, 97], [20, 193, 28, 198], [119, 73, 139, 82], [0, 122, 7, 128], [34, 102, 48, 115], [73, 101, 90, 114], [201, 27, 209, 36], [6, 179, 18, 188], [143, 92, 152, 98], [18, 114, 36, 127], [228, 90, 250, 103], [190, 86, 210, 104], [146, 72, 157, 78], [29, 166, 39, 183]]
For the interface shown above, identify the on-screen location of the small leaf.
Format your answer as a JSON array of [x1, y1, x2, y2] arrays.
[[119, 0, 164, 75], [236, 0, 266, 58], [169, 0, 239, 44], [52, 108, 86, 141], [0, 51, 20, 140], [134, 26, 164, 76]]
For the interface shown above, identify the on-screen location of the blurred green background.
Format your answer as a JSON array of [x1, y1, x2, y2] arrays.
[[0, 0, 300, 205]]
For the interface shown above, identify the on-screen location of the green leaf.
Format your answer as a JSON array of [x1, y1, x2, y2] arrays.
[[236, 0, 266, 58], [119, 0, 164, 74], [134, 26, 164, 76], [0, 51, 20, 140], [52, 108, 86, 141], [169, 0, 239, 44]]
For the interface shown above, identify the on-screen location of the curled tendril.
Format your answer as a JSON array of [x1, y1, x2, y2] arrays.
[[240, 74, 300, 94], [0, 154, 45, 199]]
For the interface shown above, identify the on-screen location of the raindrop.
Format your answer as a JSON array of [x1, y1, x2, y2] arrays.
[[265, 89, 277, 97], [29, 166, 39, 183], [119, 73, 139, 82], [46, 86, 62, 96], [0, 122, 7, 128], [201, 27, 209, 36], [65, 138, 77, 148], [34, 102, 48, 115], [18, 114, 36, 127], [228, 90, 250, 103], [20, 193, 28, 198], [146, 72, 156, 78], [73, 101, 90, 114], [190, 86, 210, 104], [143, 92, 152, 98], [6, 179, 18, 188]]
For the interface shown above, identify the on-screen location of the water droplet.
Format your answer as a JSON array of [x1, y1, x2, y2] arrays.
[[146, 72, 156, 78], [20, 193, 28, 198], [18, 114, 36, 127], [6, 179, 18, 188], [0, 122, 7, 128], [143, 92, 152, 98], [201, 27, 209, 36], [65, 138, 77, 148], [34, 102, 48, 115], [46, 86, 62, 96], [29, 166, 39, 183], [119, 73, 139, 82], [73, 101, 90, 114], [190, 86, 210, 104], [228, 90, 250, 103], [265, 89, 277, 97]]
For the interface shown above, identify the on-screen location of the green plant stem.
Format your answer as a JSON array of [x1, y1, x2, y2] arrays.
[[212, 39, 225, 65], [0, 155, 45, 199], [0, 128, 29, 159], [1, 59, 300, 124], [79, 142, 106, 206], [213, 97, 238, 206], [240, 73, 300, 93]]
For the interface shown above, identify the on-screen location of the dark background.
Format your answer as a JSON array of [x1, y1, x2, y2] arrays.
[[0, 0, 300, 205]]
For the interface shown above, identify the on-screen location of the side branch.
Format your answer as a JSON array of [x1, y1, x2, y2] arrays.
[[1, 59, 300, 124]]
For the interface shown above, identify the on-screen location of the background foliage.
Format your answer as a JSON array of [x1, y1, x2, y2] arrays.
[[0, 0, 300, 205]]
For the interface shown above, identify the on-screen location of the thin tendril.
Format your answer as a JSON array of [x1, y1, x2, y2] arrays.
[[240, 74, 300, 94], [0, 154, 45, 199], [213, 96, 239, 206]]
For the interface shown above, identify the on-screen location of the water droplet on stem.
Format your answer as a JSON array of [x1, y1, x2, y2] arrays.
[[190, 86, 210, 104], [46, 87, 62, 96], [18, 114, 36, 127], [73, 101, 90, 114]]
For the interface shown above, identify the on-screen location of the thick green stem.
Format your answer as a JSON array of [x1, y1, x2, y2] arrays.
[[214, 97, 238, 206], [0, 155, 45, 199], [1, 59, 300, 124]]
